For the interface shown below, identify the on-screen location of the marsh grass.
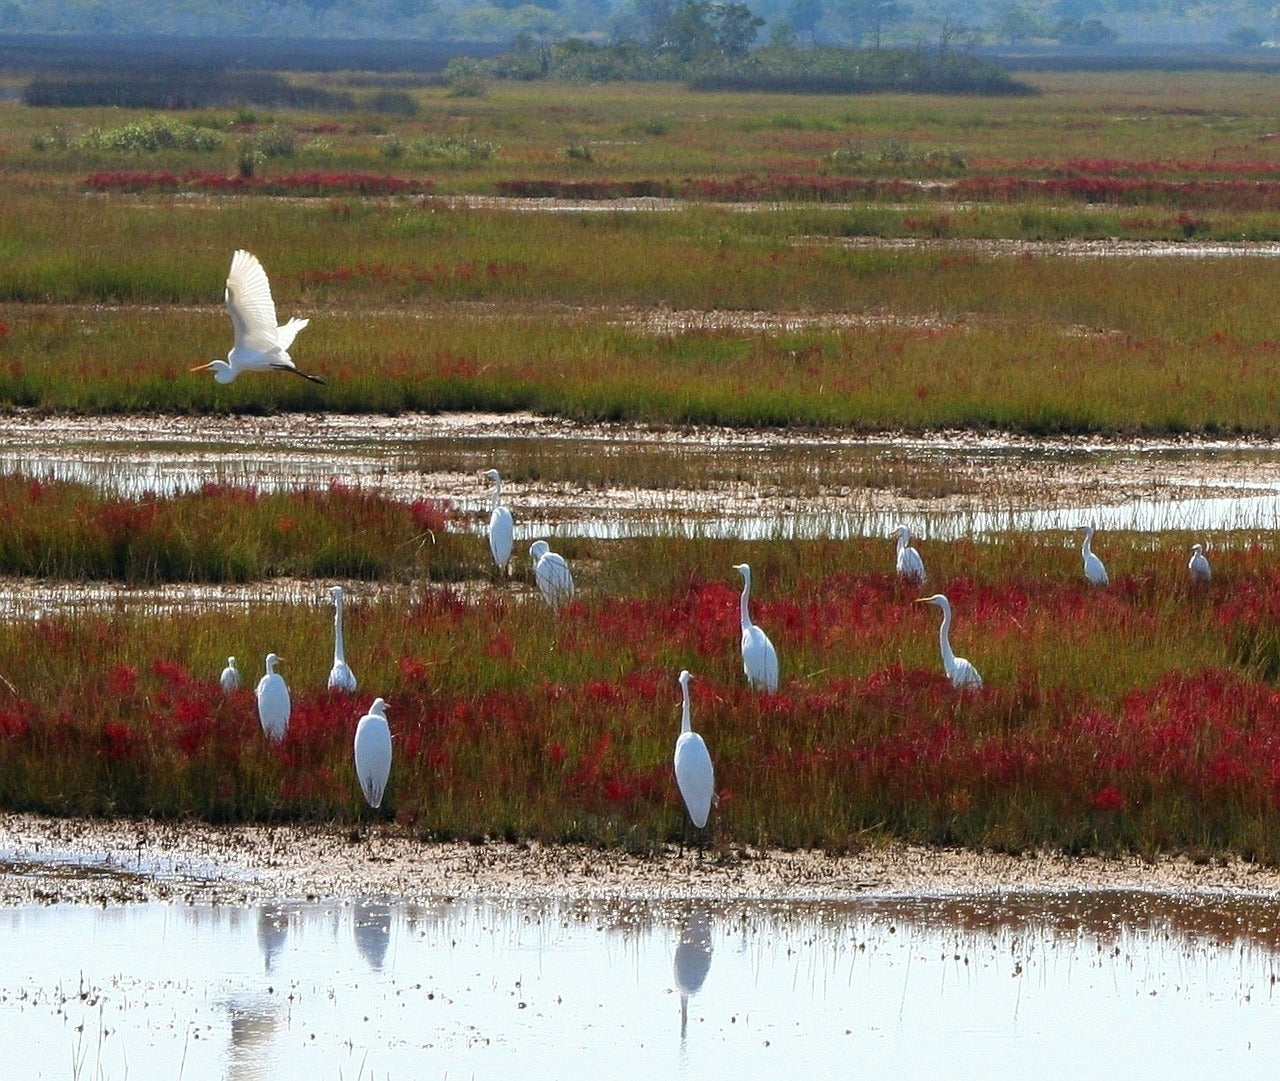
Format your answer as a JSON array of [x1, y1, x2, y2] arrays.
[[4, 510, 1280, 857]]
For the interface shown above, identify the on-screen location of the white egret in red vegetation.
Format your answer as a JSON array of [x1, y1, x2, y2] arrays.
[[733, 563, 778, 692], [219, 656, 240, 694], [327, 585, 358, 693], [1189, 543, 1211, 583], [530, 539, 574, 607], [256, 653, 290, 742], [354, 698, 393, 810], [1077, 522, 1109, 586], [191, 249, 325, 385], [483, 468, 514, 573], [917, 594, 983, 689], [891, 524, 926, 584], [673, 670, 714, 832]]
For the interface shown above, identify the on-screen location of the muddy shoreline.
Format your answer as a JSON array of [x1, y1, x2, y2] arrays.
[[3, 814, 1278, 908]]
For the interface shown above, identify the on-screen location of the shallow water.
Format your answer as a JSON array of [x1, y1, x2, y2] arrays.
[[6, 411, 1280, 541], [1, 888, 1279, 1079]]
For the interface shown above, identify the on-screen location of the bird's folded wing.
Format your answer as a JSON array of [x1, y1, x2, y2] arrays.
[[226, 250, 282, 353]]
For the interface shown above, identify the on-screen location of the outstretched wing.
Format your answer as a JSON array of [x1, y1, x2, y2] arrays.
[[225, 250, 281, 353]]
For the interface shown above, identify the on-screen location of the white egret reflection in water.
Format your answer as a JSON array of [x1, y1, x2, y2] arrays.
[[0, 891, 1278, 1079]]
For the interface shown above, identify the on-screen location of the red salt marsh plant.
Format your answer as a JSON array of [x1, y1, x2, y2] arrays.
[[5, 535, 1280, 858], [0, 475, 461, 583]]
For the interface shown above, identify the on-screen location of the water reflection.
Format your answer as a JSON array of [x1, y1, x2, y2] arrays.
[[352, 899, 392, 971], [3, 889, 1280, 1078], [673, 906, 713, 1040], [5, 412, 1280, 539]]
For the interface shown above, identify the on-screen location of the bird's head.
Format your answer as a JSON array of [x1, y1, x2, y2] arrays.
[[330, 585, 344, 602], [916, 594, 948, 610], [732, 562, 750, 579], [1191, 543, 1204, 555], [891, 525, 909, 541], [265, 652, 282, 670], [482, 468, 501, 484], [678, 669, 693, 688], [190, 359, 236, 384], [370, 697, 388, 716], [530, 540, 550, 560], [227, 656, 237, 667]]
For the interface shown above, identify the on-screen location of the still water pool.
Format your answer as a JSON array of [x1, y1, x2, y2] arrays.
[[2, 890, 1278, 1079]]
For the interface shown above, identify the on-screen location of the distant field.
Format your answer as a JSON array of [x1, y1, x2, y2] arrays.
[[4, 69, 1280, 431]]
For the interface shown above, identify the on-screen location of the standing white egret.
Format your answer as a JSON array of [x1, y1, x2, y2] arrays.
[[1077, 522, 1109, 586], [483, 468, 514, 574], [891, 524, 926, 584], [673, 670, 715, 832], [327, 585, 358, 693], [190, 249, 326, 385], [354, 698, 393, 810], [256, 652, 291, 742], [917, 594, 983, 689], [220, 656, 240, 694], [530, 539, 575, 607], [1189, 543, 1211, 583], [733, 563, 779, 693]]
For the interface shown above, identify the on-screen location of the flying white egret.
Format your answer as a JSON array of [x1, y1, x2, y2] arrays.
[[220, 656, 240, 695], [483, 468, 514, 574], [733, 563, 779, 693], [1189, 543, 1211, 583], [530, 539, 575, 607], [327, 585, 358, 693], [891, 524, 926, 584], [674, 670, 715, 832], [256, 652, 291, 742], [190, 249, 326, 385], [917, 594, 983, 689], [1076, 522, 1109, 586], [354, 698, 393, 810]]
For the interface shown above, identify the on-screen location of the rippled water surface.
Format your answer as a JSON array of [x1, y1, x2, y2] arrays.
[[7, 412, 1280, 539], [2, 889, 1279, 1079]]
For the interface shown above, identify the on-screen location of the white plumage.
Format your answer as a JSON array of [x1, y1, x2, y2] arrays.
[[892, 524, 926, 584], [219, 656, 240, 695], [327, 585, 358, 693], [1078, 522, 1109, 586], [483, 468, 514, 573], [190, 249, 325, 385], [530, 539, 575, 607], [673, 670, 714, 830], [354, 698, 393, 809], [733, 563, 779, 693], [1189, 543, 1211, 582], [917, 594, 983, 689], [256, 652, 291, 742]]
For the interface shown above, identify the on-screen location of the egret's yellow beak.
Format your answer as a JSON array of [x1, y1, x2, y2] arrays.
[[190, 361, 215, 372]]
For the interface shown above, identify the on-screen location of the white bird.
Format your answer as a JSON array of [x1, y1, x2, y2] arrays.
[[190, 249, 325, 385], [673, 670, 715, 831], [917, 594, 983, 689], [1189, 543, 1211, 582], [219, 656, 240, 694], [327, 585, 358, 693], [892, 524, 926, 584], [354, 698, 393, 810], [530, 539, 575, 607], [256, 652, 291, 742], [1077, 522, 1109, 586], [483, 468, 514, 574], [733, 563, 779, 693], [673, 908, 713, 1040]]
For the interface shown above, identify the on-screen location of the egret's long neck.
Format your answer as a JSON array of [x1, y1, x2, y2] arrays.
[[1082, 529, 1094, 558], [681, 684, 693, 734], [333, 600, 346, 663], [938, 608, 957, 674], [896, 530, 907, 554], [490, 478, 502, 513], [739, 572, 753, 630]]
